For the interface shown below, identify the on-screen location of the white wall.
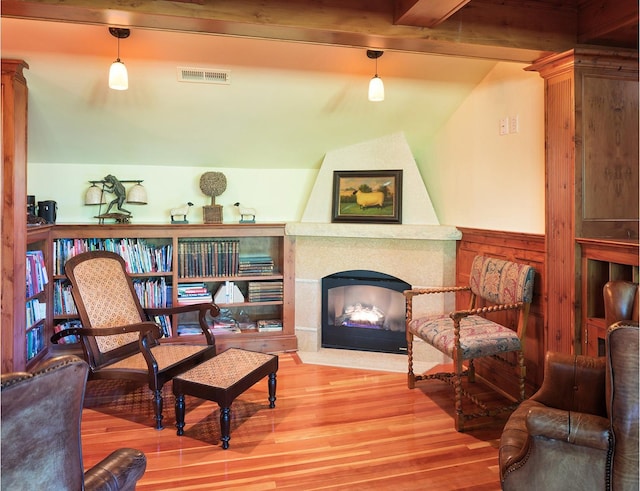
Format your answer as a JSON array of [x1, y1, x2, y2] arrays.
[[422, 62, 545, 233], [3, 17, 545, 232]]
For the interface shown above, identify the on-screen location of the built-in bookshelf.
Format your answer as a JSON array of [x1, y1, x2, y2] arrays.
[[50, 224, 296, 354], [24, 227, 53, 367], [579, 238, 640, 357]]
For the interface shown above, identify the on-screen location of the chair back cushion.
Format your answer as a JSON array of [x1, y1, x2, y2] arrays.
[[1, 356, 88, 489], [469, 256, 535, 305], [604, 281, 640, 327], [67, 252, 142, 354], [607, 321, 639, 491]]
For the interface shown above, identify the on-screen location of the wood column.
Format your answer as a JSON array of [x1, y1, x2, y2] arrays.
[[1, 59, 29, 372], [527, 48, 639, 355]]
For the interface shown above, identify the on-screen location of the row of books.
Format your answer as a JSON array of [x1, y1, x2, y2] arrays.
[[53, 282, 78, 316], [178, 239, 240, 278], [247, 281, 283, 302], [26, 298, 46, 328], [53, 238, 172, 275], [176, 282, 213, 305], [238, 255, 275, 276], [26, 250, 49, 298], [53, 320, 81, 344], [26, 324, 45, 361], [257, 319, 283, 332], [54, 278, 171, 316]]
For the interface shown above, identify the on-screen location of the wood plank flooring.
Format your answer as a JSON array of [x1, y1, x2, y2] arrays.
[[80, 353, 506, 490]]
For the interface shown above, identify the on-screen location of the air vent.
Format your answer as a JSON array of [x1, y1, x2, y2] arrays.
[[177, 67, 231, 85]]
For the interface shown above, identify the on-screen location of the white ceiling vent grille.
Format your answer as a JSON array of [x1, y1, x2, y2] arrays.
[[177, 67, 231, 85]]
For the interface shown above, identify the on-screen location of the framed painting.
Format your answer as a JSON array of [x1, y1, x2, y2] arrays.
[[331, 170, 402, 223]]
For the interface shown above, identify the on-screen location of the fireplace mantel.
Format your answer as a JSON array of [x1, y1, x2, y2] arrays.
[[286, 222, 461, 241]]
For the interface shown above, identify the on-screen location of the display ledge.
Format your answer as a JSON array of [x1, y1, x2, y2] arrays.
[[285, 222, 461, 240]]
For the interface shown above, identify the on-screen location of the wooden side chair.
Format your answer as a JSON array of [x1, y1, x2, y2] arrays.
[[404, 255, 535, 431], [51, 250, 220, 429]]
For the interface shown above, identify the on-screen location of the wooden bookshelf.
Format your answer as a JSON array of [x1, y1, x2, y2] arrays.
[[578, 238, 639, 356], [50, 223, 297, 354]]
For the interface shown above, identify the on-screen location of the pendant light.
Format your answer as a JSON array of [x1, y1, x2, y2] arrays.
[[108, 27, 130, 91], [367, 50, 384, 102]]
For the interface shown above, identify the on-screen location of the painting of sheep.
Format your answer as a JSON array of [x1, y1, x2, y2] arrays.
[[331, 170, 402, 224]]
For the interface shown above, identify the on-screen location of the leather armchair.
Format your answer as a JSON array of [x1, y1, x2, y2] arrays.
[[1, 355, 147, 491], [499, 321, 639, 491]]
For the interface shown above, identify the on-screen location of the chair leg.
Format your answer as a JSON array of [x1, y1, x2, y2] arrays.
[[453, 369, 464, 432], [153, 389, 164, 430], [468, 359, 475, 383], [518, 350, 526, 402], [407, 330, 416, 389]]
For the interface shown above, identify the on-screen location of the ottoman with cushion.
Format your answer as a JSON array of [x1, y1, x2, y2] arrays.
[[173, 348, 278, 449]]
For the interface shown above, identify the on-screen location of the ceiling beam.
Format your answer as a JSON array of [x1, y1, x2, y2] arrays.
[[394, 0, 472, 28], [1, 0, 635, 62], [577, 0, 639, 46]]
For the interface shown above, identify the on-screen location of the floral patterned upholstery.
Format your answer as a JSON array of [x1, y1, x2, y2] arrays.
[[469, 255, 535, 305], [410, 314, 522, 360]]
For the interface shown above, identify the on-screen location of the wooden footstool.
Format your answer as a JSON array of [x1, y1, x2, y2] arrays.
[[172, 348, 278, 449]]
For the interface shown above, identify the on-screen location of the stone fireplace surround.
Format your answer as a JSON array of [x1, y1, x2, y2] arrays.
[[285, 133, 461, 369], [287, 222, 460, 368]]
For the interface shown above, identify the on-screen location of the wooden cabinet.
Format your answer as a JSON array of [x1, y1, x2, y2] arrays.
[[579, 238, 639, 356], [527, 48, 639, 355], [51, 224, 297, 354], [1, 59, 30, 373]]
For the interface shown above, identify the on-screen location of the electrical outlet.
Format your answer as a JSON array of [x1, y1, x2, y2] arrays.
[[499, 117, 509, 136], [509, 115, 519, 134]]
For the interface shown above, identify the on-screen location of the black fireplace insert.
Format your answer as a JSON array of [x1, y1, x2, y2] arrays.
[[321, 270, 410, 354]]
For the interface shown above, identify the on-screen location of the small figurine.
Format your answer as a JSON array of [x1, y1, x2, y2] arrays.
[[103, 174, 131, 215], [234, 202, 256, 223], [171, 202, 193, 223]]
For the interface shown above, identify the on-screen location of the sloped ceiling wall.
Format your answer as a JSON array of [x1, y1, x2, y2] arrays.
[[1, 17, 497, 170]]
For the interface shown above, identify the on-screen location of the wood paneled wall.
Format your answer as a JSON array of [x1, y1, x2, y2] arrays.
[[456, 228, 545, 396]]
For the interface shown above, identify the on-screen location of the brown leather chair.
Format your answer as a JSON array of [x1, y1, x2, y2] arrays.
[[499, 321, 639, 491], [1, 355, 147, 490]]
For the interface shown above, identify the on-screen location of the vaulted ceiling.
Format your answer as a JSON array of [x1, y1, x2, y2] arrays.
[[2, 0, 638, 63]]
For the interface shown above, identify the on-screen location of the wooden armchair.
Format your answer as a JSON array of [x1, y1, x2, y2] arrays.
[[404, 255, 535, 431], [51, 250, 220, 429]]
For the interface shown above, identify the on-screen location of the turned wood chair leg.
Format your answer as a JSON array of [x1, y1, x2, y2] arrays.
[[518, 350, 526, 402], [175, 394, 186, 436], [153, 388, 164, 430], [468, 359, 476, 383], [268, 372, 277, 408], [220, 406, 231, 450], [407, 331, 416, 389]]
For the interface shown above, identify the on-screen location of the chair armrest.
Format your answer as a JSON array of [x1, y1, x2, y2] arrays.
[[404, 286, 470, 300], [450, 302, 523, 321], [84, 447, 147, 491], [145, 302, 219, 346], [50, 322, 161, 344], [530, 352, 607, 414], [526, 406, 610, 451]]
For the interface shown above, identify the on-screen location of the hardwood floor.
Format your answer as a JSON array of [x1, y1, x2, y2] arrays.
[[81, 353, 506, 490]]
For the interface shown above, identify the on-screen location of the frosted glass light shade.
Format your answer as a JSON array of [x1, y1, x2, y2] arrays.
[[368, 75, 384, 102], [85, 185, 106, 205], [109, 60, 128, 90], [127, 183, 148, 204]]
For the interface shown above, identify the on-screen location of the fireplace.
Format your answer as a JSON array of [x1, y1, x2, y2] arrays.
[[321, 270, 410, 354]]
